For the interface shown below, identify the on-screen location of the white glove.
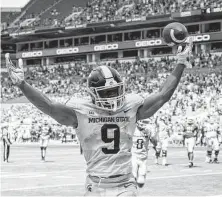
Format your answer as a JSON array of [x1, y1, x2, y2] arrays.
[[5, 53, 24, 85], [176, 37, 193, 67]]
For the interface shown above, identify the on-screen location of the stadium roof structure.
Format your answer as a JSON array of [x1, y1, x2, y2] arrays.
[[1, 9, 222, 43], [1, 7, 21, 12]]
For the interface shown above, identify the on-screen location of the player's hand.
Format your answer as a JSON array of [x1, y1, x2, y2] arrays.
[[5, 53, 25, 86], [176, 36, 193, 67]]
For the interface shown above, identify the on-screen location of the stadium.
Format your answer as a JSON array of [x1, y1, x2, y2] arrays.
[[1, 0, 222, 196]]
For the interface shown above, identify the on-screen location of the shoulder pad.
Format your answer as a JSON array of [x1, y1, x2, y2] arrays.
[[124, 94, 144, 110], [65, 97, 94, 115]]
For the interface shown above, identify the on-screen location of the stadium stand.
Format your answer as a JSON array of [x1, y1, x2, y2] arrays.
[[2, 0, 222, 31], [1, 53, 222, 102], [1, 12, 20, 26]]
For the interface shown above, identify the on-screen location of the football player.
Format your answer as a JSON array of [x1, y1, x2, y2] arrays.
[[39, 119, 52, 161], [203, 115, 220, 163], [215, 96, 222, 146], [155, 116, 171, 166], [132, 120, 151, 188], [149, 117, 158, 152], [1, 124, 12, 163], [182, 118, 198, 168], [5, 38, 192, 196]]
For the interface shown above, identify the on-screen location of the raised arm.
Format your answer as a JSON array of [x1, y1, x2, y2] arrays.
[[137, 38, 193, 120], [5, 54, 78, 127]]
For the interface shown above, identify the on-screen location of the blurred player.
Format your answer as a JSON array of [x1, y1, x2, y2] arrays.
[[182, 118, 198, 167], [149, 117, 158, 152], [215, 96, 222, 146], [1, 124, 12, 163], [5, 38, 193, 196], [172, 121, 184, 146], [155, 117, 171, 166], [39, 119, 52, 161], [203, 115, 220, 163], [132, 120, 150, 188]]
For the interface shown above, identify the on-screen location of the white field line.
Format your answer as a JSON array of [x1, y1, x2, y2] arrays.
[[1, 172, 222, 192], [145, 172, 222, 180], [1, 169, 86, 178]]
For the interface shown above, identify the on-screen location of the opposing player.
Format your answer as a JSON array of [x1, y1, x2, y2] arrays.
[[203, 116, 220, 163], [182, 118, 198, 167], [39, 119, 52, 161], [155, 116, 171, 166], [5, 38, 192, 196], [132, 120, 151, 188]]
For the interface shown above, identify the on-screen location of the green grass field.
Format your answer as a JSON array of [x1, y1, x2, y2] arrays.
[[1, 144, 222, 196]]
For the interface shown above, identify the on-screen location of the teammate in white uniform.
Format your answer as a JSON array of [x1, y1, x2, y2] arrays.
[[203, 116, 220, 163], [132, 120, 150, 188], [39, 119, 52, 161], [182, 118, 198, 167], [155, 117, 171, 166], [5, 39, 193, 196]]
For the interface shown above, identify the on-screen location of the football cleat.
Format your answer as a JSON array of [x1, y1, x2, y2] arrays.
[[205, 156, 212, 163], [213, 158, 219, 163], [188, 162, 193, 168], [87, 66, 125, 111], [137, 176, 145, 188]]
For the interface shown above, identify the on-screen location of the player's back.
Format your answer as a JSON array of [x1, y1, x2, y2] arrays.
[[66, 94, 144, 177]]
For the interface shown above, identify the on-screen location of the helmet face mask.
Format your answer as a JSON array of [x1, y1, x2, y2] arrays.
[[187, 118, 193, 125], [87, 66, 125, 112]]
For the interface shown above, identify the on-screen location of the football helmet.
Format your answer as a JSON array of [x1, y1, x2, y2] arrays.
[[187, 118, 194, 125], [137, 120, 147, 130], [87, 66, 125, 111], [137, 119, 150, 131]]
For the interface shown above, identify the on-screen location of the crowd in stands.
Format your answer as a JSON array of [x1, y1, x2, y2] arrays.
[[1, 53, 222, 102], [2, 0, 222, 32], [1, 53, 222, 143]]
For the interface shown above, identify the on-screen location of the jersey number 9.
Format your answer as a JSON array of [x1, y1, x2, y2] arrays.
[[101, 124, 120, 154]]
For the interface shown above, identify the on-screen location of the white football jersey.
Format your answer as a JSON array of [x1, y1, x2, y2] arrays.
[[204, 123, 219, 138], [157, 121, 169, 140], [132, 126, 150, 160], [66, 94, 144, 177], [40, 125, 51, 137]]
